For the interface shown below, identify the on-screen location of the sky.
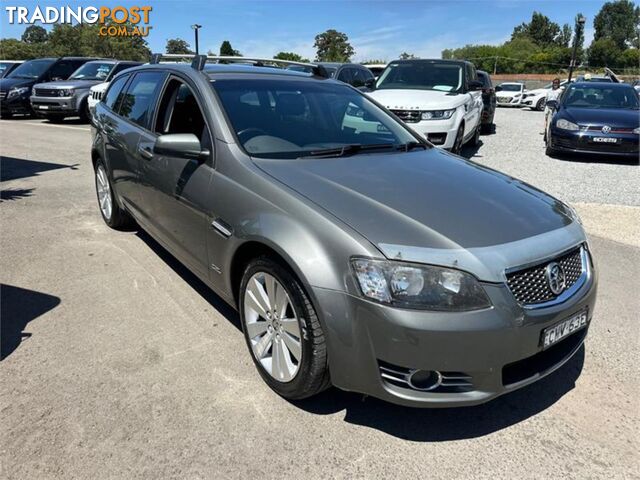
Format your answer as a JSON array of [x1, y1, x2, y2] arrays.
[[1, 0, 607, 61]]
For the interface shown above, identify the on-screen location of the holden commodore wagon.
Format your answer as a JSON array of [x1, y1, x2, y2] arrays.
[[91, 55, 597, 407]]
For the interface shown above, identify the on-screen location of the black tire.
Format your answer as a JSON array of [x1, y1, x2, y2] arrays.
[[0, 111, 13, 119], [451, 123, 465, 155], [468, 124, 481, 147], [536, 97, 546, 111], [79, 99, 90, 122], [94, 158, 134, 230], [239, 256, 330, 400], [47, 115, 66, 124]]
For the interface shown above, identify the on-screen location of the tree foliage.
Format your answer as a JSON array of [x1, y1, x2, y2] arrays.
[[0, 23, 150, 61], [166, 38, 192, 54], [588, 38, 623, 67], [399, 52, 418, 59], [593, 0, 640, 49], [220, 40, 241, 56], [313, 29, 354, 62], [512, 12, 561, 47], [21, 25, 48, 44], [273, 51, 309, 62]]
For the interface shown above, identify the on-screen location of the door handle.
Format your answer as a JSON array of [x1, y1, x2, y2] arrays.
[[138, 146, 153, 160]]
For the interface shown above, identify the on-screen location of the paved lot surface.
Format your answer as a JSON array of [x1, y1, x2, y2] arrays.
[[1, 110, 639, 479]]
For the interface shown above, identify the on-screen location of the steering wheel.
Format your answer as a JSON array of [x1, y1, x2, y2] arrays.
[[237, 128, 267, 143]]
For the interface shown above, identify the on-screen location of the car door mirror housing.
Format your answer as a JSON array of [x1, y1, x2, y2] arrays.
[[546, 100, 558, 110], [363, 78, 376, 90], [468, 80, 483, 91], [154, 133, 209, 161]]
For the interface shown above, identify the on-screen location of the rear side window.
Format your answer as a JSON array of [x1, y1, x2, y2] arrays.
[[351, 67, 373, 87], [336, 68, 353, 84], [49, 60, 81, 80], [103, 75, 129, 111], [118, 71, 165, 128]]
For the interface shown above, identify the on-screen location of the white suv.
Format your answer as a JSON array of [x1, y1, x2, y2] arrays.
[[366, 59, 484, 154]]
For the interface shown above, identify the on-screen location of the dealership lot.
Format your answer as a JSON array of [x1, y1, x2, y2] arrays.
[[1, 108, 638, 478]]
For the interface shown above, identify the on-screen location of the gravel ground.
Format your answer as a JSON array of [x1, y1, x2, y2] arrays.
[[465, 107, 640, 206], [1, 115, 639, 479]]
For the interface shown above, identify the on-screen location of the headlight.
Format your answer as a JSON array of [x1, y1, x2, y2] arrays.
[[7, 87, 29, 98], [351, 258, 491, 311], [421, 109, 455, 120], [58, 89, 74, 97], [514, 94, 521, 98], [633, 127, 639, 134], [556, 118, 579, 131]]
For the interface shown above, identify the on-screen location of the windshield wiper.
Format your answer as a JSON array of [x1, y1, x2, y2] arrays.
[[397, 141, 428, 151], [299, 143, 397, 158]]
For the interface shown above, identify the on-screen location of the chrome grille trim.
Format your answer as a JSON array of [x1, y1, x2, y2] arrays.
[[34, 88, 61, 97], [379, 362, 473, 392], [505, 245, 591, 309], [390, 109, 422, 123]]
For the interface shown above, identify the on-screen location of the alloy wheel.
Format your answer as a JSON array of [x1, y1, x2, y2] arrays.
[[96, 166, 113, 221], [243, 272, 302, 382]]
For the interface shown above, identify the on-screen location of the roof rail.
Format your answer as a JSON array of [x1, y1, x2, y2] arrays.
[[149, 53, 329, 78]]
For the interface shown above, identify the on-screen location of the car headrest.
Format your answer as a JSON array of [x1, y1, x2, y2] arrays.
[[276, 93, 306, 116]]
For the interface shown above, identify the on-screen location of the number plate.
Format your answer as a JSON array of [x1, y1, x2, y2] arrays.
[[38, 105, 49, 110], [541, 308, 589, 350], [592, 137, 617, 143]]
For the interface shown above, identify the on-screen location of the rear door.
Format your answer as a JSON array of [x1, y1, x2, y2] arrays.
[[136, 75, 214, 275], [464, 64, 482, 136]]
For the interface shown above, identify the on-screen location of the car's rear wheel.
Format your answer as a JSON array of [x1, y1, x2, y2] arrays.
[[94, 159, 133, 229], [468, 124, 481, 147], [79, 99, 90, 122], [536, 97, 546, 111], [239, 257, 330, 400]]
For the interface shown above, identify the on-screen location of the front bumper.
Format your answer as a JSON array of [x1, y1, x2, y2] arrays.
[[30, 95, 79, 116], [404, 118, 459, 149], [497, 96, 522, 107], [312, 254, 597, 408], [0, 92, 32, 114], [549, 127, 640, 158]]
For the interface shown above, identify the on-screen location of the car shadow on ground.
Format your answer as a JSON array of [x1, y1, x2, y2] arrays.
[[134, 230, 242, 331], [293, 346, 584, 441], [461, 140, 484, 160], [0, 284, 61, 360], [0, 156, 79, 182]]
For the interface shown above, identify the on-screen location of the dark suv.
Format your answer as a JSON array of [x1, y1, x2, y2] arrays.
[[288, 62, 374, 89], [476, 70, 496, 133], [91, 55, 595, 408], [0, 57, 98, 118]]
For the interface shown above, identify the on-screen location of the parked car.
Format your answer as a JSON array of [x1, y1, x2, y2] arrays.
[[92, 56, 596, 407], [30, 59, 141, 122], [495, 82, 524, 107], [289, 62, 375, 89], [476, 70, 496, 132], [545, 82, 639, 159], [522, 80, 571, 111], [0, 60, 23, 79], [366, 59, 484, 154], [363, 63, 387, 79], [87, 82, 109, 118], [0, 57, 98, 118], [632, 80, 640, 94]]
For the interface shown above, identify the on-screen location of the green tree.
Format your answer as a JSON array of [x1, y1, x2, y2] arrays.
[[313, 29, 354, 62], [593, 0, 640, 49], [588, 37, 623, 67], [556, 24, 573, 48], [166, 38, 192, 54], [274, 51, 309, 62], [0, 38, 38, 59], [220, 40, 241, 56], [512, 11, 561, 47], [399, 52, 418, 59], [619, 48, 640, 67], [21, 25, 48, 44]]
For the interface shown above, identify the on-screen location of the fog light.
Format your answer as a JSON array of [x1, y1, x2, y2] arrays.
[[408, 370, 442, 391]]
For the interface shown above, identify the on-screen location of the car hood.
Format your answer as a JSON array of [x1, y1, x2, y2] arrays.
[[255, 149, 579, 279], [524, 88, 547, 95], [563, 107, 640, 128], [90, 82, 109, 92], [368, 89, 467, 110], [34, 79, 99, 90], [497, 91, 521, 98], [0, 77, 35, 91]]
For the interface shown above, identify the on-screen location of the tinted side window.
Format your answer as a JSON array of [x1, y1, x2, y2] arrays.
[[103, 75, 129, 111], [337, 68, 353, 84], [110, 63, 137, 78], [48, 61, 80, 80], [351, 67, 373, 87], [119, 71, 165, 128]]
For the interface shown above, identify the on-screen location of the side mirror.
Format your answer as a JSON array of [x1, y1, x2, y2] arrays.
[[495, 85, 502, 92], [468, 80, 483, 91], [154, 133, 209, 161], [363, 78, 376, 90], [546, 100, 558, 110]]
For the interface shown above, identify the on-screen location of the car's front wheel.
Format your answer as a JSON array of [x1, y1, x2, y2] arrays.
[[239, 257, 330, 400], [94, 159, 133, 229], [536, 97, 546, 111]]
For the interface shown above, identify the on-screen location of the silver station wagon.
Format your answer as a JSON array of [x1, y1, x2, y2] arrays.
[[91, 55, 597, 407]]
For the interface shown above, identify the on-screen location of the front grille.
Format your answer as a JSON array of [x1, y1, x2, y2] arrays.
[[0, 91, 6, 100], [390, 109, 421, 123], [34, 88, 62, 97], [378, 360, 473, 393], [585, 126, 634, 134], [506, 247, 583, 306], [497, 97, 512, 104], [92, 90, 104, 100], [502, 328, 586, 386]]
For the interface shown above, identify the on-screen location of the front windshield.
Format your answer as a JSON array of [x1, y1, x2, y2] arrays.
[[499, 84, 522, 92], [563, 84, 639, 109], [376, 62, 463, 92], [8, 59, 55, 79], [212, 78, 417, 159], [69, 62, 115, 81], [0, 62, 14, 75]]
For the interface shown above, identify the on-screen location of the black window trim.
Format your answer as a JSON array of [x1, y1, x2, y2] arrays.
[[103, 73, 133, 115], [111, 69, 169, 133]]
